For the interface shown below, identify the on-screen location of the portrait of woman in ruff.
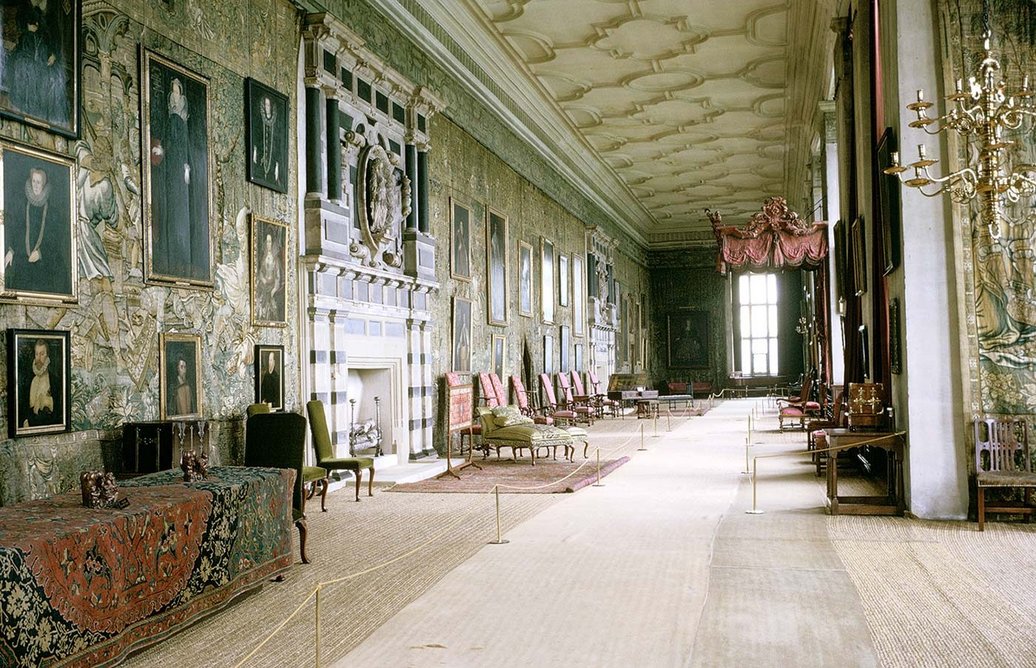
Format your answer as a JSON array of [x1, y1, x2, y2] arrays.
[[246, 78, 288, 193], [143, 50, 211, 286], [0, 142, 75, 302]]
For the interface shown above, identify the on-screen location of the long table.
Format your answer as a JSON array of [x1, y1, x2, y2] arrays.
[[0, 466, 295, 667]]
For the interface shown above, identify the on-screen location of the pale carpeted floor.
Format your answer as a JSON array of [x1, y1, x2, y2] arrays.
[[122, 399, 1036, 668]]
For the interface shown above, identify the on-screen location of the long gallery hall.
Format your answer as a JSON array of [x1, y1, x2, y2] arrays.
[[0, 1, 1034, 666]]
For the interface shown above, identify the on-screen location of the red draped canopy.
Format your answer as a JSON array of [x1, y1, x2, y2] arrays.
[[709, 197, 828, 274]]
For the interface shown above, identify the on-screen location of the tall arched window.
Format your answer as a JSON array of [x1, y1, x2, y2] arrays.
[[737, 273, 779, 376]]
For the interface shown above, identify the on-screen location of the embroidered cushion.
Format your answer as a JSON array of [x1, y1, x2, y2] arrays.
[[492, 405, 533, 427]]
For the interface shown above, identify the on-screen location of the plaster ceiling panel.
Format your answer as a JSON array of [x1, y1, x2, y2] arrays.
[[538, 70, 593, 102], [631, 97, 724, 128], [532, 47, 650, 86], [566, 105, 603, 129], [490, 0, 628, 44], [570, 86, 654, 118], [421, 0, 837, 243], [591, 15, 708, 62]]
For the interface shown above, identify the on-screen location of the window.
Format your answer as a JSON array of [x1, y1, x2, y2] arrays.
[[738, 273, 778, 375]]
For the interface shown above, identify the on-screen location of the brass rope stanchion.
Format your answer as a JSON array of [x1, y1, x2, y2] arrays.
[[489, 485, 509, 544], [653, 412, 659, 438], [593, 448, 604, 487], [741, 436, 751, 475], [638, 423, 647, 450], [666, 407, 672, 432], [315, 586, 322, 667], [745, 456, 764, 514]]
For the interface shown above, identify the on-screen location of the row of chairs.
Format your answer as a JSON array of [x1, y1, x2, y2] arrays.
[[244, 400, 375, 564], [477, 370, 620, 427]]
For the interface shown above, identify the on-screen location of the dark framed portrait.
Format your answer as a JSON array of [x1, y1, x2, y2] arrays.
[[0, 0, 80, 137], [160, 332, 202, 420], [851, 216, 867, 297], [251, 214, 288, 327], [452, 296, 472, 372], [450, 197, 471, 281], [877, 127, 900, 276], [572, 254, 585, 335], [487, 207, 508, 325], [518, 239, 533, 317], [558, 254, 569, 307], [543, 333, 554, 374], [667, 311, 709, 368], [560, 325, 570, 373], [492, 334, 505, 380], [541, 237, 555, 324], [254, 344, 285, 411], [0, 142, 76, 302], [245, 78, 289, 193], [6, 328, 70, 438], [142, 49, 212, 287]]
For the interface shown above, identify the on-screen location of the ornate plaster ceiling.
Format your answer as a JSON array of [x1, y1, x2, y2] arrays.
[[376, 0, 837, 248]]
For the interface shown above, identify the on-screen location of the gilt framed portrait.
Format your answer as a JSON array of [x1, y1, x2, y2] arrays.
[[572, 254, 585, 336], [0, 142, 76, 303], [254, 344, 285, 411], [0, 0, 81, 137], [541, 237, 555, 324], [251, 214, 288, 327], [487, 207, 508, 325], [142, 49, 212, 287], [450, 197, 471, 281], [518, 239, 533, 317], [7, 329, 70, 438], [452, 296, 472, 372], [160, 333, 202, 420], [492, 334, 505, 380], [246, 78, 289, 193]]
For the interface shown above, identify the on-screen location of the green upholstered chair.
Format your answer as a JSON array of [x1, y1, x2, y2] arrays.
[[245, 411, 310, 564], [306, 400, 374, 502], [248, 403, 328, 511]]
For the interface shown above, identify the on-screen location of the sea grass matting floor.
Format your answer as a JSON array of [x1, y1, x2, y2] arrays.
[[387, 456, 630, 494]]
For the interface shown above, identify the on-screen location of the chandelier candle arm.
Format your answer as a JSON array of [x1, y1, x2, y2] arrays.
[[883, 28, 1034, 241]]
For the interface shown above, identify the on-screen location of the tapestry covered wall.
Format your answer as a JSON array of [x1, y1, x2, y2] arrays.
[[939, 2, 1036, 418], [0, 0, 299, 504]]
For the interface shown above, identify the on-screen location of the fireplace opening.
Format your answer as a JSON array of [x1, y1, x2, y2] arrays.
[[346, 368, 395, 456]]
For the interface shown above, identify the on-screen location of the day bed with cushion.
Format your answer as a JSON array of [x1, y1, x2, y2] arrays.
[[477, 406, 583, 464], [306, 399, 374, 502]]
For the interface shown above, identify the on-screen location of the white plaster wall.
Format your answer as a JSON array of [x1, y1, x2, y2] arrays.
[[890, 0, 968, 518]]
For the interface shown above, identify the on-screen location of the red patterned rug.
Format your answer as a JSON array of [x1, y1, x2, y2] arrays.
[[389, 456, 630, 494]]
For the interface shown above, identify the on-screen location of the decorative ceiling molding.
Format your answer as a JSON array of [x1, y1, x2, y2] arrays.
[[366, 0, 837, 248]]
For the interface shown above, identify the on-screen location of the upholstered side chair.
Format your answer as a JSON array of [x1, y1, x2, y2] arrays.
[[306, 400, 375, 502], [244, 411, 310, 564], [246, 403, 329, 512]]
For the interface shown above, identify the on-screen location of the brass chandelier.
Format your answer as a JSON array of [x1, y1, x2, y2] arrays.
[[884, 11, 1036, 241]]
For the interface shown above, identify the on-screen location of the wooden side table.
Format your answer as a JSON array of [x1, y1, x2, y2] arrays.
[[636, 399, 659, 420], [825, 429, 906, 515]]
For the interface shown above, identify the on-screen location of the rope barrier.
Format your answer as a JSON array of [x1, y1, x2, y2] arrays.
[[235, 419, 662, 667]]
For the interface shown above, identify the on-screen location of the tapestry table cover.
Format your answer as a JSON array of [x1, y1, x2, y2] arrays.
[[0, 466, 294, 667]]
